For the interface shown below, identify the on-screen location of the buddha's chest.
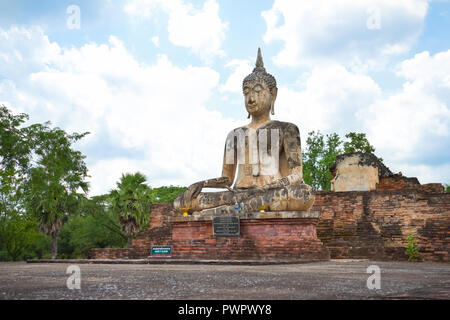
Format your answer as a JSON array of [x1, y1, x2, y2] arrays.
[[229, 127, 283, 161], [237, 130, 283, 177]]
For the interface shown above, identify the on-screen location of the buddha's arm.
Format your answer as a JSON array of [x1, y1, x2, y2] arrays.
[[261, 124, 303, 190], [202, 140, 237, 188], [202, 175, 233, 188], [185, 135, 236, 200]]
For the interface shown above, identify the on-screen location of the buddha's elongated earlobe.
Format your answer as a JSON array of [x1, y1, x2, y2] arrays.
[[247, 113, 251, 119], [271, 87, 277, 115]]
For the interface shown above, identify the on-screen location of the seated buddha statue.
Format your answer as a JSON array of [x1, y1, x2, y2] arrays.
[[174, 48, 314, 215]]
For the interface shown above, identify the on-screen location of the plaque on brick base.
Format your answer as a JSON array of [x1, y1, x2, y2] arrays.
[[213, 216, 240, 237]]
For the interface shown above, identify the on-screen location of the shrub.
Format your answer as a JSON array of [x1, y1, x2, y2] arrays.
[[0, 251, 10, 261], [405, 233, 420, 261]]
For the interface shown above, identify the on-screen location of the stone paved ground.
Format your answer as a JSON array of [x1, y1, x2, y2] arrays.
[[0, 260, 449, 300]]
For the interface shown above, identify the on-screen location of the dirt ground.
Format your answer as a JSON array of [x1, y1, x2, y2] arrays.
[[0, 260, 449, 300]]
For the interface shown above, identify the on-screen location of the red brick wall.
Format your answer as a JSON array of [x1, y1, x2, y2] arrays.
[[89, 248, 133, 259], [149, 203, 177, 229], [91, 189, 449, 262], [169, 218, 329, 260], [90, 204, 175, 259], [377, 176, 421, 190], [313, 190, 450, 262], [130, 225, 173, 256], [91, 216, 329, 261]]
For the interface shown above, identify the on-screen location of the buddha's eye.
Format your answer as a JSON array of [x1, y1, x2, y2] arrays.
[[243, 87, 250, 95]]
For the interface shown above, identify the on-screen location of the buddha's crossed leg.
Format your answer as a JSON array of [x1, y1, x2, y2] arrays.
[[174, 184, 314, 214]]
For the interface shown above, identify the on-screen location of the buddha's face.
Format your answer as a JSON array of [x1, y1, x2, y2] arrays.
[[243, 80, 275, 117]]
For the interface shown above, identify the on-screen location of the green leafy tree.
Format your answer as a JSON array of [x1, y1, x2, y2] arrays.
[[57, 194, 132, 259], [320, 132, 342, 190], [0, 105, 32, 219], [303, 131, 377, 190], [0, 169, 48, 261], [0, 105, 33, 174], [303, 131, 343, 190], [24, 232, 51, 260], [0, 168, 26, 224], [58, 213, 127, 258], [24, 123, 89, 259], [83, 194, 129, 242], [445, 184, 450, 193], [109, 172, 152, 247], [1, 106, 90, 260], [150, 186, 187, 203], [0, 213, 36, 261], [0, 106, 37, 260], [343, 132, 376, 154], [303, 131, 325, 190]]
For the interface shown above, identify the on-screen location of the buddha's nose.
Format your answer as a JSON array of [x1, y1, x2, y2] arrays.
[[248, 94, 256, 104]]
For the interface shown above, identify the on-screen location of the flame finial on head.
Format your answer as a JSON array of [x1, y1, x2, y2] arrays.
[[243, 48, 277, 91], [255, 47, 264, 69]]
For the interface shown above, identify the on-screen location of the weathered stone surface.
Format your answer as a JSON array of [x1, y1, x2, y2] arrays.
[[419, 183, 445, 194], [170, 210, 321, 222], [185, 184, 315, 216], [330, 152, 392, 192], [377, 174, 421, 190], [5, 261, 450, 299], [330, 152, 446, 194]]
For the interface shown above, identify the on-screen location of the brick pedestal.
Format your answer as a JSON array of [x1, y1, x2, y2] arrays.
[[91, 189, 449, 262], [166, 211, 330, 261]]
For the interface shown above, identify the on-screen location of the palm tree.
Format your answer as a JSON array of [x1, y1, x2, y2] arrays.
[[26, 167, 88, 259], [108, 172, 152, 247]]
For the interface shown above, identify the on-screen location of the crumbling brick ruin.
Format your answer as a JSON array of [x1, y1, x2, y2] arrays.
[[91, 153, 449, 262]]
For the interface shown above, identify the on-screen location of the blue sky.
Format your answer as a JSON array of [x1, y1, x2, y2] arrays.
[[0, 0, 449, 195]]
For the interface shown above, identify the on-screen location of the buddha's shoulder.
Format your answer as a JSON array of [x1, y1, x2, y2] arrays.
[[228, 121, 300, 135], [262, 120, 300, 132]]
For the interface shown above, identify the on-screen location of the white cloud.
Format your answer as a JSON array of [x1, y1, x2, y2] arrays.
[[123, 0, 160, 17], [391, 163, 450, 185], [270, 51, 450, 184], [124, 0, 228, 61], [1, 16, 449, 195], [0, 26, 239, 195], [220, 59, 253, 93], [262, 0, 429, 68], [88, 158, 145, 195], [362, 50, 450, 167], [0, 26, 61, 78], [274, 63, 381, 137], [151, 36, 159, 47]]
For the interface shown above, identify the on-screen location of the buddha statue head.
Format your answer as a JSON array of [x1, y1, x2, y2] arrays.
[[243, 48, 278, 119]]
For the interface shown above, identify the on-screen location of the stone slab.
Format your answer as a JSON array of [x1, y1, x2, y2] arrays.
[[170, 210, 320, 222], [8, 261, 449, 299]]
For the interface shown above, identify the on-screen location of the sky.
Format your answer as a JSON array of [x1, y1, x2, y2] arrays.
[[0, 0, 449, 195]]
